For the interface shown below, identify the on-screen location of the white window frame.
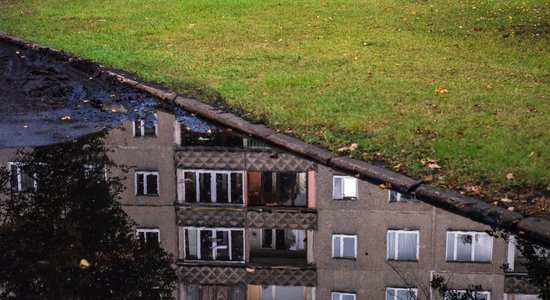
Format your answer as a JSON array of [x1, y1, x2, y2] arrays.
[[135, 171, 159, 196], [446, 231, 493, 262], [136, 228, 161, 244], [386, 287, 418, 300], [331, 291, 356, 300], [84, 163, 107, 180], [8, 162, 37, 192], [181, 170, 245, 204], [387, 230, 420, 261], [332, 234, 357, 259], [132, 114, 157, 137], [183, 227, 245, 262], [332, 175, 358, 200], [444, 290, 490, 300], [388, 190, 417, 202]]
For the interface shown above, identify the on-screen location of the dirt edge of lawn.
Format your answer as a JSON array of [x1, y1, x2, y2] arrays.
[[1, 31, 548, 247]]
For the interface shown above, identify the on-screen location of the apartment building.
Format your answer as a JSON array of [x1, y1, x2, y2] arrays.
[[1, 107, 541, 300]]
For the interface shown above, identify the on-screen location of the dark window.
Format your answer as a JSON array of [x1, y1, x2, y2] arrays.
[[135, 172, 159, 196], [183, 171, 243, 204], [248, 172, 307, 207]]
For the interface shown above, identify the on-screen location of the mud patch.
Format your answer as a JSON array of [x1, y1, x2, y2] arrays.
[[0, 38, 162, 148]]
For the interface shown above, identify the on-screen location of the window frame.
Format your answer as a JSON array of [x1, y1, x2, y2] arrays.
[[388, 190, 418, 202], [134, 171, 160, 196], [385, 287, 418, 300], [181, 169, 245, 205], [332, 234, 357, 259], [446, 231, 493, 263], [444, 290, 490, 300], [132, 114, 157, 138], [8, 162, 37, 192], [332, 175, 358, 200], [183, 227, 245, 262], [387, 229, 420, 261], [136, 228, 161, 244], [331, 291, 356, 300]]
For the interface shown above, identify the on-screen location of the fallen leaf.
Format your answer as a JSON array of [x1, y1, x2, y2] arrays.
[[528, 151, 534, 157], [393, 164, 402, 171], [379, 183, 391, 189], [262, 92, 269, 96], [500, 197, 513, 203], [337, 143, 358, 153], [506, 173, 514, 180], [61, 116, 71, 121], [427, 163, 441, 169], [435, 86, 449, 94], [464, 185, 481, 195], [79, 259, 90, 269]]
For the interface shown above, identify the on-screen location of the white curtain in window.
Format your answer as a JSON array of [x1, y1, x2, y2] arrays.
[[333, 177, 343, 199], [456, 234, 473, 261], [474, 233, 492, 262], [333, 237, 341, 257], [343, 177, 357, 197], [398, 233, 417, 260], [186, 228, 198, 258], [343, 237, 355, 257]]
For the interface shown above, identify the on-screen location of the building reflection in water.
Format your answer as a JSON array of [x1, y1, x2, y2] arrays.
[[1, 107, 542, 300]]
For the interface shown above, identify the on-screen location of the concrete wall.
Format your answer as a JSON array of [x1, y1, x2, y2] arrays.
[[315, 164, 508, 299], [104, 110, 179, 258]]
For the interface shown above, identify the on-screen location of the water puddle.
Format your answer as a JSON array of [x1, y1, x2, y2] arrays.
[[0, 39, 546, 299]]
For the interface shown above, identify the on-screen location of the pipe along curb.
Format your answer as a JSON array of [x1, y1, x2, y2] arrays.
[[1, 31, 548, 248]]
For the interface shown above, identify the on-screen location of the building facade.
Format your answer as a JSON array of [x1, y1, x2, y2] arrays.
[[1, 108, 541, 300]]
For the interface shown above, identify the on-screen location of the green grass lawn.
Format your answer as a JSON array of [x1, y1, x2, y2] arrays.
[[0, 0, 548, 208]]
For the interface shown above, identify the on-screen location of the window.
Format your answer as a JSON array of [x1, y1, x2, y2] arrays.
[[84, 163, 107, 180], [387, 230, 419, 261], [186, 285, 245, 300], [444, 290, 490, 300], [248, 171, 307, 207], [261, 229, 306, 251], [135, 171, 159, 196], [179, 124, 244, 147], [389, 190, 417, 202], [136, 228, 160, 246], [133, 115, 157, 137], [182, 170, 244, 204], [8, 162, 37, 192], [386, 287, 418, 300], [184, 227, 244, 262], [260, 286, 310, 300], [446, 231, 492, 262], [331, 292, 356, 300], [332, 176, 357, 200], [332, 234, 357, 259]]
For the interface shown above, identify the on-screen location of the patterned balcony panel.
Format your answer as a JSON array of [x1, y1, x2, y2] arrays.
[[245, 267, 316, 287], [177, 206, 247, 227], [175, 150, 316, 172], [176, 150, 246, 170], [178, 265, 246, 285], [247, 209, 317, 230], [245, 151, 316, 172], [504, 274, 539, 294]]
